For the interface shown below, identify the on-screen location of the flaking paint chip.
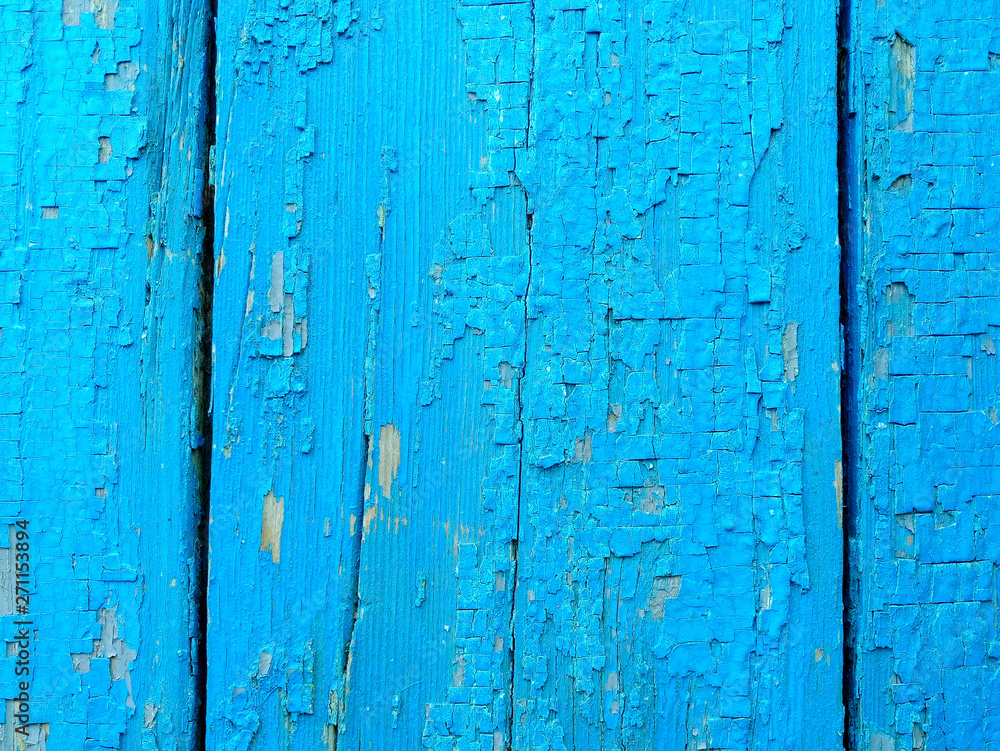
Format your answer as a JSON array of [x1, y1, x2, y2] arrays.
[[378, 423, 401, 498], [782, 322, 799, 382], [260, 489, 284, 563]]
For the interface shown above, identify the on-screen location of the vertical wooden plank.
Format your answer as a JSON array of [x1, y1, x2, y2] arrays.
[[0, 0, 210, 748], [845, 2, 1000, 748], [210, 2, 843, 751], [512, 0, 842, 748]]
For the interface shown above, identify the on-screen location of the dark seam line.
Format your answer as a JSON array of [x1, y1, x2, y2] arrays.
[[336, 430, 368, 751], [508, 3, 536, 748], [837, 0, 859, 747], [194, 0, 218, 748]]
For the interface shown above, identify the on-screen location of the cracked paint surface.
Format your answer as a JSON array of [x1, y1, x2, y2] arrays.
[[210, 0, 841, 749], [23, 0, 1000, 747], [2, 0, 211, 749], [207, 1, 365, 749], [844, 1, 1000, 748], [510, 2, 841, 748]]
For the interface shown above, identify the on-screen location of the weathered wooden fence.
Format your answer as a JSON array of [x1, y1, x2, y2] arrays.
[[3, 0, 998, 749]]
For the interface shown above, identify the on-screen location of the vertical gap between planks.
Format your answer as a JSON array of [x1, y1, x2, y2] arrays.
[[194, 0, 219, 747], [837, 0, 859, 746]]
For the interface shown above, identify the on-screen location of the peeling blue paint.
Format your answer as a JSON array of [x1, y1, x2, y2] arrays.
[[11, 0, 1000, 748], [844, 1, 1000, 748], [207, 1, 365, 749], [2, 0, 211, 748], [209, 0, 841, 749]]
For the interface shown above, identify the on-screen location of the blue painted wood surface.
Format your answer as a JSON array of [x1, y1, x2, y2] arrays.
[[511, 3, 842, 748], [843, 3, 1000, 749], [206, 2, 369, 749], [208, 1, 842, 749], [1, 0, 211, 748], [7, 0, 1000, 749]]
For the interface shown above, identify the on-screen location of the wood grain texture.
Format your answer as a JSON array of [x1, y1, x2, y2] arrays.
[[15, 0, 1000, 747], [843, 1, 1000, 748], [1, 0, 211, 748], [208, 3, 524, 748], [207, 2, 369, 749], [209, 1, 842, 749]]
